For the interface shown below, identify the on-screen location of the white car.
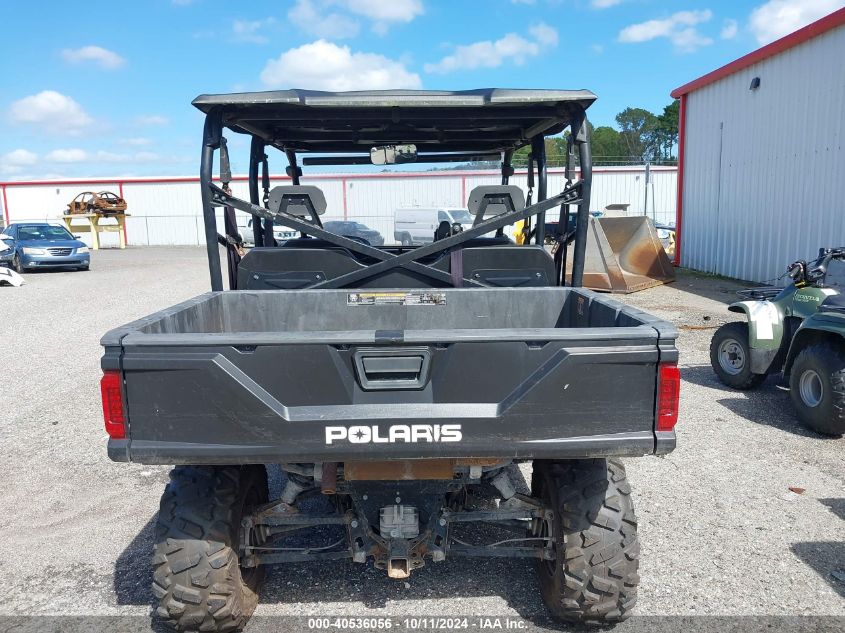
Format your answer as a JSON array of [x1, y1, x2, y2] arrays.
[[238, 218, 298, 246], [394, 207, 474, 245]]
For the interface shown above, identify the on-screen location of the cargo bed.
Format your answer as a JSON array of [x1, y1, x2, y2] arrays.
[[102, 287, 677, 464]]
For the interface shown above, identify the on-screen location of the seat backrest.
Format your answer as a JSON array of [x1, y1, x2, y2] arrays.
[[267, 185, 327, 220], [461, 245, 556, 287], [467, 185, 525, 226], [238, 247, 357, 290], [237, 243, 553, 289]]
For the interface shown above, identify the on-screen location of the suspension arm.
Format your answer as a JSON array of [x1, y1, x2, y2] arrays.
[[448, 545, 552, 560]]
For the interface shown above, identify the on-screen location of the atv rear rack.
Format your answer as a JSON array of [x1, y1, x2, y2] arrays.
[[737, 287, 782, 300]]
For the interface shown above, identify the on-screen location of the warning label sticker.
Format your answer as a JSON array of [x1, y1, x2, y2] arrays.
[[347, 292, 447, 306]]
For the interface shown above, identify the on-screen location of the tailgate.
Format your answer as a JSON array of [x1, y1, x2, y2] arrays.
[[106, 325, 673, 464]]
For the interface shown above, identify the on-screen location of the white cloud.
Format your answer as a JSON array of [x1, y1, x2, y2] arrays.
[[529, 22, 559, 46], [232, 17, 276, 44], [120, 137, 151, 146], [0, 149, 38, 175], [2, 149, 38, 166], [9, 91, 93, 135], [61, 45, 126, 69], [94, 150, 163, 163], [592, 44, 605, 54], [43, 148, 172, 165], [288, 0, 422, 37], [46, 148, 88, 163], [260, 40, 421, 90], [344, 0, 423, 25], [172, 0, 196, 5], [721, 18, 739, 39], [424, 23, 558, 73], [671, 27, 714, 51], [618, 10, 714, 52], [288, 0, 361, 39], [94, 151, 128, 163], [591, 0, 624, 8], [511, 0, 536, 4], [133, 151, 162, 163], [749, 0, 842, 45], [135, 115, 169, 126]]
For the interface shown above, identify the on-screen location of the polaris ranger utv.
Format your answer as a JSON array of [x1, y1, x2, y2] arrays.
[[100, 89, 680, 631]]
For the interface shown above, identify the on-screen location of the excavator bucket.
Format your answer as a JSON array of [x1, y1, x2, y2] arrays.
[[566, 216, 675, 293]]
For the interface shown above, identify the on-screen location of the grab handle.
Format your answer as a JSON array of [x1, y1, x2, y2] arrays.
[[353, 347, 431, 390]]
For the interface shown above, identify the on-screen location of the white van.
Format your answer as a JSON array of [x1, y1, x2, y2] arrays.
[[394, 207, 474, 245]]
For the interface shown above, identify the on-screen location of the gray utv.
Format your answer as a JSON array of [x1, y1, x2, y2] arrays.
[[99, 89, 680, 631]]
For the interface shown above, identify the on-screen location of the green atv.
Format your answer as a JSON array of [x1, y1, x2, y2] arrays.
[[710, 248, 845, 436]]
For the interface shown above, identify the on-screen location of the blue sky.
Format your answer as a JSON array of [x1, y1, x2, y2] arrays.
[[1, 0, 841, 179]]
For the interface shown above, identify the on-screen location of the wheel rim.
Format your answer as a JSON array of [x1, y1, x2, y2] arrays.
[[798, 369, 824, 408], [718, 338, 746, 375], [239, 486, 265, 587], [533, 476, 557, 577], [537, 513, 556, 577]]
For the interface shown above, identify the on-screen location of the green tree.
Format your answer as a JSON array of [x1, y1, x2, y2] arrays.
[[654, 100, 680, 160], [591, 126, 625, 163], [486, 100, 681, 169], [512, 137, 569, 167], [615, 107, 659, 161]]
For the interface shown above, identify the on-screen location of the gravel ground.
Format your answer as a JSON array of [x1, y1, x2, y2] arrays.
[[0, 247, 842, 630]]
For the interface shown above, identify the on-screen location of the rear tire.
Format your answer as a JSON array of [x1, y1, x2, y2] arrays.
[[532, 459, 639, 624], [153, 465, 268, 632], [710, 322, 767, 389], [789, 344, 845, 436]]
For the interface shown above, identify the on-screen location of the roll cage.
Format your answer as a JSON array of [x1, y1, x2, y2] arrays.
[[193, 89, 596, 292]]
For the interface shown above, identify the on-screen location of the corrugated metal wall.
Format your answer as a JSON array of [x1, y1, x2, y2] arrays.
[[1, 166, 677, 247], [681, 24, 845, 282]]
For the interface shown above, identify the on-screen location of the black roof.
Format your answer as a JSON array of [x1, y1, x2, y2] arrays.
[[192, 89, 596, 155]]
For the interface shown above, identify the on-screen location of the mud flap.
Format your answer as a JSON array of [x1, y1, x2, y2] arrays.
[[565, 216, 675, 293], [730, 300, 784, 374]]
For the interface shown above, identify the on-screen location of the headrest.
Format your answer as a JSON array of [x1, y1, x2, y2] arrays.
[[467, 185, 525, 226], [268, 185, 327, 218]]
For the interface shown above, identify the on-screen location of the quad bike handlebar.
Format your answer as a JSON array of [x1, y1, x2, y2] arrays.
[[787, 261, 807, 281], [787, 247, 845, 285]]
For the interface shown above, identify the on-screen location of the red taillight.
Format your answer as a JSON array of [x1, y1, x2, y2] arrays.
[[657, 363, 680, 432], [100, 370, 126, 439]]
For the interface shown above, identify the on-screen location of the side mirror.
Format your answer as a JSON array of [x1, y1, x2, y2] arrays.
[[73, 234, 83, 239], [370, 144, 417, 165]]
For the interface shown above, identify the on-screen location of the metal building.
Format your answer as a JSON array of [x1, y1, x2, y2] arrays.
[[672, 7, 845, 282], [0, 166, 676, 247]]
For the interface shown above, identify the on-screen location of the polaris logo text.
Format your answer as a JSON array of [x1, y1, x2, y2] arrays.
[[325, 424, 462, 445]]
